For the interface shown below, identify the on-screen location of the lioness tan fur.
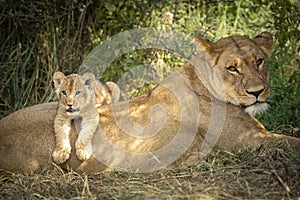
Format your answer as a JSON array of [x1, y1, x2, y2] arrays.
[[0, 32, 299, 173], [52, 72, 120, 163]]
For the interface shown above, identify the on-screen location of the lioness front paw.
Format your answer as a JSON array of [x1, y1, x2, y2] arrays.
[[75, 140, 92, 161], [52, 146, 71, 163]]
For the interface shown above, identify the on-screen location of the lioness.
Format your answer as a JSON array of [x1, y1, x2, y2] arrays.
[[52, 72, 120, 163], [0, 32, 299, 173]]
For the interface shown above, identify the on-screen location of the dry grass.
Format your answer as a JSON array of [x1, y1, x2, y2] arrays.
[[1, 141, 299, 199]]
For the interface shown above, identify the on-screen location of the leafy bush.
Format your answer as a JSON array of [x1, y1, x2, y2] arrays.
[[0, 0, 299, 133], [257, 0, 300, 132]]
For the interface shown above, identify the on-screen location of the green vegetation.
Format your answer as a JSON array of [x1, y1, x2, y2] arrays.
[[257, 0, 300, 132], [0, 0, 299, 132], [0, 0, 299, 199]]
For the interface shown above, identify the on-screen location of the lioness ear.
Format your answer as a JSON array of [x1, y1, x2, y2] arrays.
[[195, 36, 214, 54], [106, 82, 120, 103], [81, 72, 96, 90], [253, 32, 275, 58], [53, 71, 65, 90]]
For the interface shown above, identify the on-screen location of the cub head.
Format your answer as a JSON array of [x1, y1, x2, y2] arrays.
[[53, 72, 96, 115], [196, 32, 274, 116]]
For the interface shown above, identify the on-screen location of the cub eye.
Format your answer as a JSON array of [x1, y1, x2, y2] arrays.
[[61, 91, 67, 96], [226, 66, 239, 73], [256, 58, 264, 68], [75, 91, 81, 96]]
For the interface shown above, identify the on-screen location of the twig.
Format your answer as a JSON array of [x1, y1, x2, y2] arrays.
[[271, 169, 291, 193]]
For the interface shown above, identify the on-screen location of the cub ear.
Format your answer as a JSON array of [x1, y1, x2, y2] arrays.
[[253, 31, 275, 58], [195, 36, 214, 55], [81, 72, 96, 90], [53, 71, 65, 90], [106, 82, 120, 103]]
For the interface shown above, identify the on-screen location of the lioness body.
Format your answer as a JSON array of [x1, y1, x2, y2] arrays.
[[0, 32, 299, 173]]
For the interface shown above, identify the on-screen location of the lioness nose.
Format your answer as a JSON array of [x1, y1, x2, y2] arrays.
[[246, 89, 264, 98]]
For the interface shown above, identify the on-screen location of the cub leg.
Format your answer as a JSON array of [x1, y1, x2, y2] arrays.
[[52, 117, 72, 163], [75, 112, 99, 161]]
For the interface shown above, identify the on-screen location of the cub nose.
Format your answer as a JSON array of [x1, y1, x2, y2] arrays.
[[67, 103, 73, 107], [246, 88, 264, 98]]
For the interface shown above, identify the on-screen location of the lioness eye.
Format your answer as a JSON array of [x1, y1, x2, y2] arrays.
[[226, 66, 239, 73], [75, 91, 81, 96], [256, 58, 264, 68], [61, 91, 67, 96]]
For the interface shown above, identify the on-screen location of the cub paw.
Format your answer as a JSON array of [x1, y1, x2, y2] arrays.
[[75, 140, 92, 161], [52, 146, 71, 163]]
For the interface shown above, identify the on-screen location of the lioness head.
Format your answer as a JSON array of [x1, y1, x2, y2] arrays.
[[53, 72, 96, 115], [196, 32, 274, 115]]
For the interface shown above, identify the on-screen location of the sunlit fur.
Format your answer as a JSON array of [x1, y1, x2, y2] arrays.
[[197, 32, 274, 116]]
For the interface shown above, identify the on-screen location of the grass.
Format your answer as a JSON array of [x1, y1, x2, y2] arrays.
[[1, 141, 299, 199]]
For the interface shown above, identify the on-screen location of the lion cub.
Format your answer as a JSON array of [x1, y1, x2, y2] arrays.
[[52, 71, 120, 163]]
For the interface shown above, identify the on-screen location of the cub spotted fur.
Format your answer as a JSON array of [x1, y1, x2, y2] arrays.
[[52, 72, 120, 163]]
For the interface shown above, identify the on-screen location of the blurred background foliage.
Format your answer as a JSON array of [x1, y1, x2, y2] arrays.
[[0, 0, 299, 133]]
